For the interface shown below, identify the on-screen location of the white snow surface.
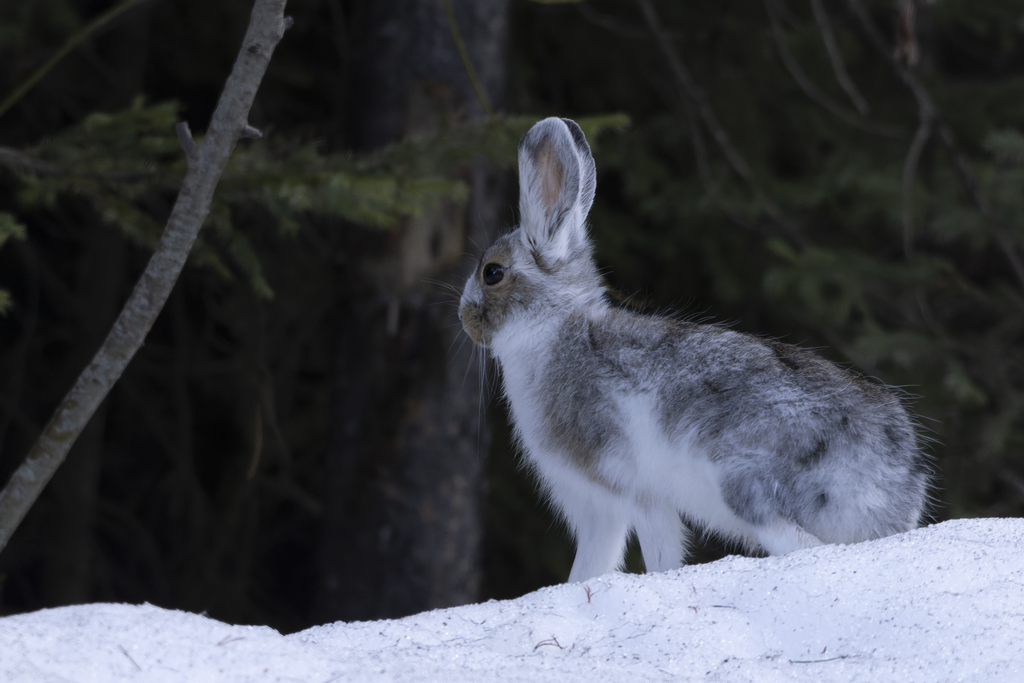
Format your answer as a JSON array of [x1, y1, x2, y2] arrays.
[[1, 518, 1021, 683]]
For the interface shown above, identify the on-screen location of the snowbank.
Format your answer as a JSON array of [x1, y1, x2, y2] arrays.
[[1, 518, 1021, 682]]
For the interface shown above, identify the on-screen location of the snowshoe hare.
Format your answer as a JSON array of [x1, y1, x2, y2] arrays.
[[459, 118, 929, 582]]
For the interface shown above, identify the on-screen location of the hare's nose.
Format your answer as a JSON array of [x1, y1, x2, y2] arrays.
[[457, 309, 463, 322]]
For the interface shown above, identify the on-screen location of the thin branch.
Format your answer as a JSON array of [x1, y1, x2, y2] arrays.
[[645, 72, 761, 235], [240, 123, 264, 139], [637, 0, 755, 189], [439, 0, 497, 126], [844, 0, 1024, 293], [576, 3, 666, 40], [0, 0, 154, 120], [809, 0, 869, 114], [770, 0, 804, 28], [901, 115, 932, 258], [0, 0, 292, 554], [635, 0, 805, 246], [894, 0, 920, 67], [765, 0, 901, 137], [175, 122, 199, 167], [683, 106, 762, 234], [247, 405, 263, 479]]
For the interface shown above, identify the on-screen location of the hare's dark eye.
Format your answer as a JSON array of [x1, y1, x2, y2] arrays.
[[483, 262, 504, 285]]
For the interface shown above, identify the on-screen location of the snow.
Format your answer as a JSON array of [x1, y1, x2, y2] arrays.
[[1, 518, 1021, 682]]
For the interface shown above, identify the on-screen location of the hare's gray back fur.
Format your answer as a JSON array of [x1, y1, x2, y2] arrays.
[[538, 309, 924, 543], [460, 117, 929, 582]]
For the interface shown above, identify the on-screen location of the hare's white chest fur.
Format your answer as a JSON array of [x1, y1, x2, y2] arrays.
[[459, 118, 928, 583], [493, 313, 753, 548]]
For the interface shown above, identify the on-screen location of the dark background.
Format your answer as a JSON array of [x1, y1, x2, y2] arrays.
[[1, 0, 1022, 633]]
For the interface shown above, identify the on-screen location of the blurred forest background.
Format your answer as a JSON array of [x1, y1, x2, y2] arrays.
[[1, 0, 1023, 633]]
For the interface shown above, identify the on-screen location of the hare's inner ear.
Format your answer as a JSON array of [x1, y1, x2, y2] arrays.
[[518, 118, 594, 264], [536, 143, 564, 216]]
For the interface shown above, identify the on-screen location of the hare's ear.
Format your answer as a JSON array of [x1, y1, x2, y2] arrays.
[[517, 117, 596, 263]]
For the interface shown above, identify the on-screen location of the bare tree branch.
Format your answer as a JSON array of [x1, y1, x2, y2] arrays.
[[901, 115, 932, 258], [576, 3, 665, 40], [174, 122, 200, 167], [894, 0, 920, 67], [645, 71, 762, 235], [844, 0, 1024, 293], [765, 0, 901, 137], [240, 123, 264, 139], [440, 0, 497, 125], [0, 0, 292, 554], [809, 0, 869, 114], [770, 0, 804, 28], [634, 0, 806, 246], [0, 0, 154, 121]]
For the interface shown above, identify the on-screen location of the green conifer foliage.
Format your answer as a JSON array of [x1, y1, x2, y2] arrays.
[[0, 0, 1022, 628], [5, 100, 624, 301]]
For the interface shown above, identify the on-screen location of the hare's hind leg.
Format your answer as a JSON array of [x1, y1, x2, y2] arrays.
[[753, 518, 824, 556], [634, 505, 688, 574]]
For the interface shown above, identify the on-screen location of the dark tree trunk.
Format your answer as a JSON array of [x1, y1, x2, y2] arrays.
[[317, 0, 508, 622]]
